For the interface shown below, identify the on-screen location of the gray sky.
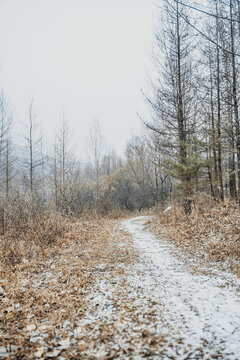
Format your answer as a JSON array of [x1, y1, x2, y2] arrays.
[[0, 0, 154, 159]]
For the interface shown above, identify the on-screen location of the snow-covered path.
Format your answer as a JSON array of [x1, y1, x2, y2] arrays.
[[123, 217, 240, 359], [78, 216, 240, 359]]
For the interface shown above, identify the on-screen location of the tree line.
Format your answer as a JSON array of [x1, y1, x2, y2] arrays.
[[144, 0, 240, 212], [0, 91, 171, 230], [1, 0, 240, 222]]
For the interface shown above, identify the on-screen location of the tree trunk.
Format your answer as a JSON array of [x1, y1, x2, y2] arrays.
[[230, 0, 240, 203], [216, 4, 224, 201]]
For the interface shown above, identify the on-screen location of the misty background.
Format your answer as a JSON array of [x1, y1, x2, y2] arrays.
[[0, 0, 154, 159]]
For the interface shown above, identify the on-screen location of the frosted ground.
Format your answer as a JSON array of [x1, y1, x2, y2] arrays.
[[77, 217, 240, 359]]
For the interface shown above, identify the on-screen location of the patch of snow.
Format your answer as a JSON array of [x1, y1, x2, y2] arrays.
[[163, 206, 172, 213], [123, 216, 240, 359], [76, 216, 240, 359]]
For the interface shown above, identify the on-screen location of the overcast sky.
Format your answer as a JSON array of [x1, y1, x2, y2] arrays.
[[0, 0, 154, 159]]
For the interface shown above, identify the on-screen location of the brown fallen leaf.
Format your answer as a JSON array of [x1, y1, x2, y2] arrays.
[[58, 338, 70, 347], [150, 336, 158, 345], [34, 347, 45, 358], [38, 324, 50, 331], [46, 349, 62, 357], [0, 285, 5, 295], [78, 342, 88, 351], [26, 324, 36, 331]]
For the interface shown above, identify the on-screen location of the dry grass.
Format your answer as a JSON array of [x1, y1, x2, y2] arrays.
[[0, 195, 134, 357], [0, 213, 124, 358], [0, 198, 71, 268], [0, 193, 128, 269], [149, 194, 240, 275]]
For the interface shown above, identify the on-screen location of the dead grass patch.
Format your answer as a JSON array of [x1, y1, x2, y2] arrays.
[[0, 215, 131, 359], [149, 194, 240, 275]]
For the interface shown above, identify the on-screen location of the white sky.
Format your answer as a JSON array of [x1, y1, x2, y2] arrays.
[[0, 0, 154, 159]]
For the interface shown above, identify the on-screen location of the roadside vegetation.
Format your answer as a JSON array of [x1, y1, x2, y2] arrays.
[[149, 194, 240, 275], [0, 215, 122, 358]]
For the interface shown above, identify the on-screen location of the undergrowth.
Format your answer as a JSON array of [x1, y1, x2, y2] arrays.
[[0, 210, 120, 358], [0, 202, 70, 268], [150, 194, 240, 275], [0, 193, 127, 269]]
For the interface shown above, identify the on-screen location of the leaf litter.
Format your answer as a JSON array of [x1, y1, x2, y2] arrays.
[[66, 216, 240, 359], [0, 217, 121, 359], [1, 215, 240, 359]]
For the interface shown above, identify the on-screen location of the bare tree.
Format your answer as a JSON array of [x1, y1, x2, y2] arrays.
[[0, 92, 16, 196], [88, 119, 105, 205], [145, 0, 200, 213], [22, 100, 45, 196], [51, 116, 81, 213]]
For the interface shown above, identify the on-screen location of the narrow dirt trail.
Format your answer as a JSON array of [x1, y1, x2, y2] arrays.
[[123, 217, 240, 359], [78, 216, 240, 359]]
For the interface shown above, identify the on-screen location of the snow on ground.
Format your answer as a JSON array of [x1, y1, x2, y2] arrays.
[[76, 216, 240, 359]]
